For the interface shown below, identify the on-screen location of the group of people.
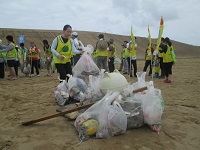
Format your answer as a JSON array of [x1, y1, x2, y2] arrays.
[[119, 36, 175, 83], [0, 37, 51, 80], [0, 24, 175, 84]]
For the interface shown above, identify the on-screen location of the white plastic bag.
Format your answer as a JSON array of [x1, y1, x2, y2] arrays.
[[72, 53, 100, 77], [54, 81, 69, 106], [88, 70, 104, 101], [75, 92, 127, 141], [142, 81, 164, 133], [131, 72, 147, 91], [107, 101, 127, 136]]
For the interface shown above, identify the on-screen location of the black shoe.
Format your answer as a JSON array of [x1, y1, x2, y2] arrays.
[[130, 75, 133, 77], [123, 72, 128, 74], [118, 70, 122, 72]]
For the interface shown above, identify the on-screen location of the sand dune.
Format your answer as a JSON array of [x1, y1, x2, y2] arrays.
[[0, 28, 199, 58]]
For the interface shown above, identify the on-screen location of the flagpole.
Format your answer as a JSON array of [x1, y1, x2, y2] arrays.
[[153, 16, 164, 80]]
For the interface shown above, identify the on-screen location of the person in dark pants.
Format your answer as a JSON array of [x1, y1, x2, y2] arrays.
[[14, 45, 20, 77], [51, 24, 82, 82], [158, 38, 165, 78], [127, 37, 138, 77], [0, 39, 6, 79], [159, 37, 174, 83], [28, 42, 40, 77], [108, 39, 116, 73], [143, 45, 154, 76], [0, 35, 17, 80]]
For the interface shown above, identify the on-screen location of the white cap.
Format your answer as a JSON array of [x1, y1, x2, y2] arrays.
[[72, 32, 78, 36], [16, 45, 18, 48]]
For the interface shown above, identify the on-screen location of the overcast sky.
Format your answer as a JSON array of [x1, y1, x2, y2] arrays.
[[0, 0, 200, 46]]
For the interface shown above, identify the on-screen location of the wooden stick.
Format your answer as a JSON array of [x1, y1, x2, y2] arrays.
[[132, 86, 147, 93], [22, 102, 94, 126], [22, 86, 147, 126]]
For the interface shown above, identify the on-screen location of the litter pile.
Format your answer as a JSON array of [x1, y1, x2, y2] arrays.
[[54, 47, 164, 142]]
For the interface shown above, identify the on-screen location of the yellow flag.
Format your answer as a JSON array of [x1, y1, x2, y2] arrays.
[[148, 25, 152, 50], [130, 25, 135, 50], [155, 16, 164, 51]]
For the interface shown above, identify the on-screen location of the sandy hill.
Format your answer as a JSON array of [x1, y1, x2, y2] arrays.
[[0, 28, 199, 58]]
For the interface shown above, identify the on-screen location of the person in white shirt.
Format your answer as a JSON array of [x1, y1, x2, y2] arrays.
[[71, 32, 84, 65]]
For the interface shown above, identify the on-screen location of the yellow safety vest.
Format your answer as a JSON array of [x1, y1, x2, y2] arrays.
[[158, 47, 163, 57], [163, 45, 173, 63], [45, 46, 53, 57], [145, 48, 152, 60], [7, 43, 16, 58], [125, 48, 130, 58], [55, 36, 72, 64], [29, 46, 39, 59], [93, 50, 98, 58], [97, 49, 108, 57], [122, 48, 126, 58], [130, 43, 137, 57]]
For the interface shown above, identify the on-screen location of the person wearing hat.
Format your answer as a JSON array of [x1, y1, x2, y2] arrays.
[[0, 35, 17, 80], [51, 24, 83, 82], [107, 39, 116, 72], [71, 32, 84, 66], [96, 34, 108, 71]]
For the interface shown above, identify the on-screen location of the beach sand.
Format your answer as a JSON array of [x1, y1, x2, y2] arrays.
[[0, 58, 200, 150]]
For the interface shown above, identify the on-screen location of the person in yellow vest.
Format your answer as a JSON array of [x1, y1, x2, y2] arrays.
[[0, 35, 17, 80], [153, 38, 165, 79], [119, 41, 129, 74], [158, 38, 165, 78], [92, 49, 98, 65], [28, 42, 40, 77], [51, 24, 83, 82], [143, 43, 154, 76], [127, 37, 137, 77], [0, 39, 7, 79], [153, 55, 160, 78], [159, 37, 174, 83], [96, 34, 108, 72], [107, 39, 116, 73], [43, 40, 53, 77]]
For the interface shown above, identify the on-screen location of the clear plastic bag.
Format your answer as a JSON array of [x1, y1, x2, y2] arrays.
[[131, 72, 147, 91], [120, 96, 144, 129], [75, 92, 126, 141], [107, 101, 127, 136], [72, 53, 100, 77], [22, 66, 30, 75], [88, 70, 104, 102], [54, 81, 69, 106], [141, 81, 164, 133]]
